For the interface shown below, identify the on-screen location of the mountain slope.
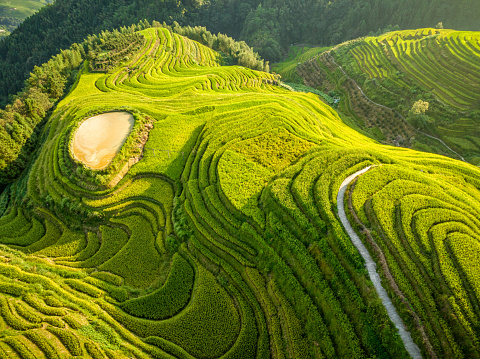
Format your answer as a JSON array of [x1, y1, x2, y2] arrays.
[[285, 28, 480, 162], [1, 0, 479, 106], [0, 0, 50, 38], [1, 25, 480, 358], [0, 21, 267, 186]]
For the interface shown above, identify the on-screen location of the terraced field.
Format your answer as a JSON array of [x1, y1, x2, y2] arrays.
[[350, 29, 480, 109], [349, 160, 480, 358], [1, 25, 480, 358], [293, 29, 480, 161]]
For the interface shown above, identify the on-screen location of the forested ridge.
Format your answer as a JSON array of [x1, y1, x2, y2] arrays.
[[1, 0, 479, 107]]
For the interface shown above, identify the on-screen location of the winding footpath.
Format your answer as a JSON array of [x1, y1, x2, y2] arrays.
[[327, 52, 465, 162], [337, 166, 423, 359]]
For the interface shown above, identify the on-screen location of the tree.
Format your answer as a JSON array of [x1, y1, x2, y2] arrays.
[[411, 99, 429, 115]]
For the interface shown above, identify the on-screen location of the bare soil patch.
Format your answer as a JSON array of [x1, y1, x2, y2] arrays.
[[73, 112, 134, 170]]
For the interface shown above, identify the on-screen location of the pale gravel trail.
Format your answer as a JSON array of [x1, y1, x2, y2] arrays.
[[337, 166, 423, 359]]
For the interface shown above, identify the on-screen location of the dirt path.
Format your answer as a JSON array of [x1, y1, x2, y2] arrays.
[[337, 166, 423, 359]]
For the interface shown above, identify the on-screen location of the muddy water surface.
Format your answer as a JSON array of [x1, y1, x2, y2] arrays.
[[73, 112, 135, 170]]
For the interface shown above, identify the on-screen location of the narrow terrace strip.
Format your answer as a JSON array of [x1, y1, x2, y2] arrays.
[[337, 166, 423, 359]]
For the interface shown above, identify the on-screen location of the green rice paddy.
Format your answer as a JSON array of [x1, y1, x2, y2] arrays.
[[1, 25, 480, 358]]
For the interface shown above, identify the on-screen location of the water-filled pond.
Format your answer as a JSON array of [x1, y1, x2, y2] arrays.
[[72, 112, 135, 170]]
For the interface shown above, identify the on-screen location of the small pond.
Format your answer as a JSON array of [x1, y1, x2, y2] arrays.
[[72, 112, 135, 170]]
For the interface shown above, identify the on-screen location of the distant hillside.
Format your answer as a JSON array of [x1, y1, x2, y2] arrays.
[[0, 0, 50, 38], [0, 0, 479, 105], [242, 0, 480, 60], [280, 29, 480, 163], [2, 24, 480, 358]]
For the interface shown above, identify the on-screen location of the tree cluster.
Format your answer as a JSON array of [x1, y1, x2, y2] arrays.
[[167, 21, 268, 71]]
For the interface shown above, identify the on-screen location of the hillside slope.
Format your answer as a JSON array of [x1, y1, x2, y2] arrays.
[[0, 0, 50, 38], [0, 0, 479, 105], [1, 26, 480, 358], [286, 29, 480, 162], [0, 21, 267, 187]]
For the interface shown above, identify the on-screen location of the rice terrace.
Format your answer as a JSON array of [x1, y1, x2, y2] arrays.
[[0, 10, 480, 359]]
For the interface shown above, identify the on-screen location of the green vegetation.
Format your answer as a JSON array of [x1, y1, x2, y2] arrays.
[[350, 162, 480, 358], [0, 0, 479, 108], [272, 46, 329, 82], [0, 20, 266, 186], [283, 82, 335, 105], [120, 254, 194, 320], [0, 23, 480, 358], [289, 28, 480, 161], [348, 29, 480, 109], [0, 0, 50, 38]]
